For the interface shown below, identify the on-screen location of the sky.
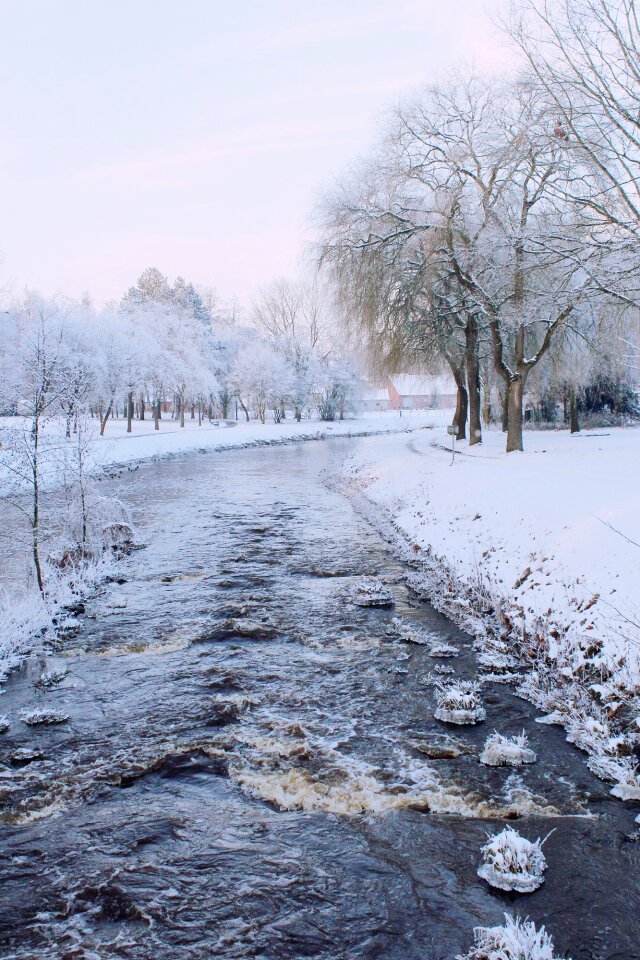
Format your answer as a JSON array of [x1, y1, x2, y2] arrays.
[[0, 0, 514, 309]]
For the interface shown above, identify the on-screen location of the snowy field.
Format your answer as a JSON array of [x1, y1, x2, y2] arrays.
[[343, 422, 640, 795]]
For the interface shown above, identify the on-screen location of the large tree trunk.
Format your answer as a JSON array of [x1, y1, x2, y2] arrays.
[[506, 376, 525, 452], [139, 394, 145, 421], [451, 365, 468, 440], [465, 316, 482, 445], [127, 391, 134, 433], [501, 387, 509, 432], [154, 400, 160, 431], [179, 397, 185, 428], [569, 385, 580, 433]]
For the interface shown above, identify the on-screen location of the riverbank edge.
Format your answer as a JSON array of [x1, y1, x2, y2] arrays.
[[338, 478, 640, 808], [100, 421, 436, 475]]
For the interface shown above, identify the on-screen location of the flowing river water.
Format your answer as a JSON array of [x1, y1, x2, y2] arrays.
[[0, 438, 638, 959]]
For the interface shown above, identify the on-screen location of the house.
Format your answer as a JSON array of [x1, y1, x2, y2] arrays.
[[367, 387, 391, 411], [383, 373, 457, 410]]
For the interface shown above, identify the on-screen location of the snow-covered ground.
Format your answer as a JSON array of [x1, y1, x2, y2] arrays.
[[342, 422, 640, 797]]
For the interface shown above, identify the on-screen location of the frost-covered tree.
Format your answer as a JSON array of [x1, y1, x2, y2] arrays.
[[253, 279, 326, 421], [0, 296, 68, 591], [509, 0, 640, 304]]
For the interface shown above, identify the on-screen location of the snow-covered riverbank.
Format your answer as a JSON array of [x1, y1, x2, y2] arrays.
[[341, 424, 640, 801], [0, 411, 444, 491], [93, 410, 445, 469]]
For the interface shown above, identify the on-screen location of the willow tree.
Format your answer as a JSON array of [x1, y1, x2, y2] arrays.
[[391, 75, 600, 452], [316, 149, 483, 442]]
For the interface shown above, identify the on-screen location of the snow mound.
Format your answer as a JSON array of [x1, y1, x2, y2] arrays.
[[351, 578, 394, 608], [478, 827, 549, 893], [456, 913, 568, 960], [0, 715, 9, 733], [480, 731, 537, 768], [20, 708, 70, 726], [435, 680, 486, 725]]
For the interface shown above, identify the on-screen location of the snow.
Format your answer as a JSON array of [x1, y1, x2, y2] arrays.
[[344, 424, 640, 657], [343, 422, 640, 797], [456, 913, 568, 960], [478, 827, 549, 893]]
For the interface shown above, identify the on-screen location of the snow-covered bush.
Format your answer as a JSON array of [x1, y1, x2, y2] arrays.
[[434, 680, 486, 725], [351, 577, 394, 608], [478, 827, 549, 893], [480, 731, 537, 768], [456, 913, 568, 960], [0, 716, 9, 733]]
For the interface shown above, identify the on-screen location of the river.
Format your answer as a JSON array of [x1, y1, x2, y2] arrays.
[[0, 438, 638, 959]]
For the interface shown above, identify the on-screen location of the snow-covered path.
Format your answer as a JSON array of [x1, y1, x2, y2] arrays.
[[0, 439, 638, 959]]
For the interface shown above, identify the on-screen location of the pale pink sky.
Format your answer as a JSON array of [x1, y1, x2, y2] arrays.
[[0, 0, 514, 307]]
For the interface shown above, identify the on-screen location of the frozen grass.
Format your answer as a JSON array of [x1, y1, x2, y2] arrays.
[[480, 731, 537, 768], [434, 680, 486, 725], [0, 550, 120, 685], [35, 666, 69, 689], [456, 913, 569, 960], [20, 708, 69, 726], [351, 577, 395, 608], [388, 616, 431, 644], [429, 640, 460, 657], [477, 827, 549, 893]]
